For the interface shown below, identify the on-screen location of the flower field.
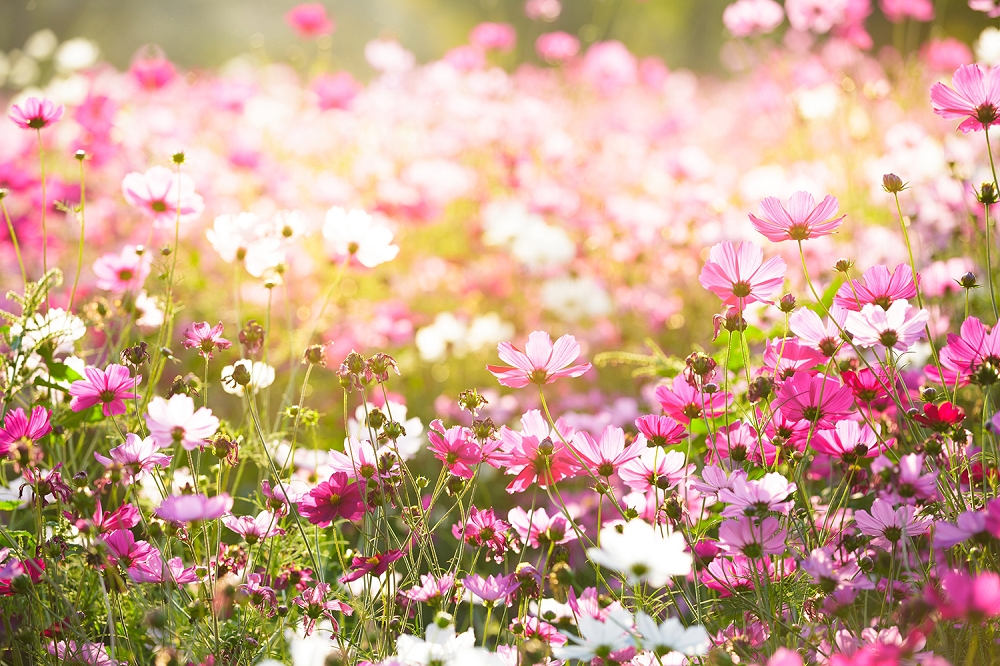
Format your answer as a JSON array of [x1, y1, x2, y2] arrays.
[[1, 1, 1000, 664]]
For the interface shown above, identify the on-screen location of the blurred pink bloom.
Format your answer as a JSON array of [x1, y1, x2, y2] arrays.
[[94, 433, 171, 484], [812, 420, 889, 462], [785, 0, 849, 33], [833, 0, 874, 48], [834, 264, 918, 311], [581, 41, 639, 95], [699, 240, 787, 311], [723, 0, 785, 38], [845, 300, 929, 351], [970, 0, 1000, 17], [536, 32, 579, 62], [155, 493, 233, 523], [8, 97, 64, 130], [496, 410, 580, 492], [879, 0, 933, 22], [749, 191, 845, 242], [130, 54, 176, 90], [934, 510, 990, 548], [294, 582, 353, 636], [854, 498, 930, 549], [297, 472, 365, 527], [718, 516, 787, 557], [47, 641, 119, 666], [470, 22, 516, 52], [103, 528, 155, 568], [364, 38, 415, 74], [931, 63, 1000, 133], [488, 330, 591, 388], [762, 337, 825, 382], [929, 570, 1000, 619], [444, 45, 486, 72], [322, 207, 399, 268], [122, 166, 205, 228], [0, 406, 51, 457], [427, 420, 481, 478], [525, 0, 561, 21], [144, 394, 219, 450], [92, 245, 150, 294], [655, 374, 731, 423], [182, 321, 232, 359], [69, 364, 141, 417], [921, 38, 973, 72], [312, 72, 362, 110], [286, 4, 334, 38]]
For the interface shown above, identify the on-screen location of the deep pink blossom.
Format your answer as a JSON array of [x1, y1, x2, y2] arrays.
[[487, 330, 591, 388], [635, 414, 687, 447], [155, 493, 233, 524], [775, 373, 854, 427], [699, 240, 786, 311], [930, 316, 1000, 387], [69, 365, 141, 417], [103, 529, 155, 569], [92, 245, 151, 294], [427, 420, 481, 478], [707, 421, 777, 466], [928, 570, 1000, 620], [536, 32, 579, 62], [470, 22, 516, 52], [8, 97, 63, 130], [834, 264, 918, 311], [495, 410, 580, 492], [812, 420, 890, 463], [286, 3, 335, 38], [338, 549, 405, 583], [452, 506, 511, 561], [297, 472, 365, 527], [749, 191, 845, 242], [931, 63, 1000, 133], [122, 166, 205, 228], [654, 374, 731, 423], [0, 406, 51, 457], [880, 0, 934, 21], [182, 321, 232, 359]]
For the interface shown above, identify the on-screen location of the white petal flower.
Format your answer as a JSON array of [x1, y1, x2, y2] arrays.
[[586, 520, 692, 586]]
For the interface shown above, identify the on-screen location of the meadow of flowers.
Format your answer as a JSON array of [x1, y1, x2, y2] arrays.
[[2, 0, 1000, 664]]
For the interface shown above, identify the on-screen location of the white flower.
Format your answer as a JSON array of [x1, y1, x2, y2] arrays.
[[10, 308, 86, 355], [542, 276, 612, 321], [466, 314, 516, 353], [509, 221, 575, 270], [221, 360, 276, 396], [553, 609, 635, 662], [134, 291, 165, 330], [976, 27, 1000, 66], [323, 207, 399, 268], [587, 520, 693, 586], [285, 620, 338, 666], [364, 38, 416, 74], [207, 212, 261, 264], [54, 38, 99, 72], [634, 612, 710, 656], [392, 624, 503, 666], [414, 313, 467, 362]]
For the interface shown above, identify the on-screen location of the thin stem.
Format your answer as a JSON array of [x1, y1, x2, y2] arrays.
[[68, 157, 87, 311], [36, 129, 48, 308], [0, 198, 27, 288]]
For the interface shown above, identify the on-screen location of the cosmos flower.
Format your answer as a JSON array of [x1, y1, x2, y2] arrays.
[[930, 63, 1000, 133], [94, 433, 171, 484], [698, 240, 786, 311], [322, 207, 399, 268], [748, 191, 845, 242], [122, 166, 205, 228], [845, 300, 929, 351], [69, 364, 141, 417], [8, 97, 63, 130], [587, 520, 692, 586], [144, 394, 219, 450], [154, 493, 234, 524], [487, 330, 591, 388]]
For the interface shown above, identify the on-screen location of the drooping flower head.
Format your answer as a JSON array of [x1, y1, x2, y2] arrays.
[[8, 97, 64, 130], [749, 191, 845, 242], [931, 63, 1000, 133], [487, 330, 591, 388], [699, 240, 786, 311], [69, 364, 142, 417]]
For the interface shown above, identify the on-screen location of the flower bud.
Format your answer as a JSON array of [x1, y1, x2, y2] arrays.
[[979, 182, 999, 205], [834, 258, 855, 273], [303, 344, 326, 366], [919, 387, 937, 403], [881, 173, 905, 193], [778, 293, 796, 313], [959, 271, 979, 290]]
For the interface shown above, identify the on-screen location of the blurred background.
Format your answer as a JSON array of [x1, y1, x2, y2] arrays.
[[0, 0, 990, 80]]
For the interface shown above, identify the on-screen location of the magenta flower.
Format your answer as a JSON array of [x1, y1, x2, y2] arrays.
[[92, 246, 151, 294], [154, 493, 233, 524], [929, 570, 1000, 620], [718, 473, 797, 518], [800, 547, 872, 593], [0, 406, 51, 457], [654, 374, 731, 423], [701, 555, 779, 596], [930, 63, 1000, 133], [285, 3, 335, 38], [833, 264, 918, 311], [775, 373, 854, 427], [236, 573, 278, 616], [880, 0, 934, 22], [463, 573, 520, 606], [536, 32, 580, 63], [122, 165, 205, 228], [570, 425, 644, 477], [427, 420, 481, 479], [718, 516, 787, 558], [103, 529, 156, 569], [698, 240, 786, 311], [8, 97, 63, 130], [338, 549, 405, 583], [293, 582, 353, 636], [487, 330, 591, 388], [94, 433, 171, 484], [469, 22, 517, 52], [635, 414, 687, 447], [846, 300, 929, 351], [707, 421, 777, 466], [854, 498, 931, 550], [495, 410, 580, 493], [46, 641, 119, 666], [812, 420, 890, 463], [296, 472, 365, 527], [934, 510, 992, 549], [401, 573, 455, 604], [222, 510, 282, 545], [932, 316, 1000, 387], [144, 395, 219, 450], [67, 500, 140, 534], [452, 506, 512, 562], [182, 321, 232, 359], [748, 191, 845, 242], [69, 364, 142, 417]]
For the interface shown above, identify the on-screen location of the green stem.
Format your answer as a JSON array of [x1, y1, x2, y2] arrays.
[[0, 199, 26, 288], [68, 157, 87, 311]]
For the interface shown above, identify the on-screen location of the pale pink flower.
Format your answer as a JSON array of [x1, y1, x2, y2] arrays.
[[619, 448, 687, 493], [690, 465, 748, 495], [699, 240, 787, 311], [94, 433, 171, 484], [155, 493, 234, 523], [933, 316, 1000, 387], [144, 394, 219, 450], [463, 573, 520, 605], [525, 0, 561, 21], [717, 516, 788, 558], [749, 191, 845, 243], [931, 63, 1000, 133], [312, 71, 362, 110], [508, 506, 579, 548], [401, 573, 455, 603], [580, 41, 638, 96], [69, 364, 142, 417], [785, 0, 848, 33], [789, 305, 848, 356], [222, 510, 282, 544], [723, 0, 785, 37], [487, 330, 591, 388], [812, 420, 889, 462], [536, 32, 580, 62], [834, 264, 918, 311], [470, 22, 516, 52], [182, 321, 232, 359], [880, 0, 934, 22], [570, 425, 644, 477], [285, 3, 335, 38], [46, 641, 119, 666], [8, 97, 63, 130], [122, 166, 205, 228], [845, 300, 929, 351], [322, 207, 399, 268], [718, 473, 797, 518], [92, 245, 151, 294], [854, 498, 931, 549]]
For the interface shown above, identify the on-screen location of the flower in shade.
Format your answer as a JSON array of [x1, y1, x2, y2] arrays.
[[401, 573, 455, 604], [718, 516, 788, 558], [427, 420, 481, 479], [933, 510, 994, 549], [854, 498, 931, 549], [698, 240, 786, 311], [69, 364, 142, 417], [749, 191, 845, 242], [463, 573, 520, 606], [285, 3, 335, 38], [0, 406, 51, 458], [930, 63, 1000, 133], [654, 374, 731, 423], [322, 207, 399, 268], [182, 321, 232, 359], [122, 165, 205, 228], [812, 420, 890, 464], [495, 410, 580, 492], [570, 425, 644, 477], [297, 472, 365, 527], [338, 549, 406, 583], [833, 264, 918, 311], [487, 330, 591, 388], [927, 570, 1000, 620], [723, 0, 784, 37], [154, 493, 233, 523], [881, 0, 934, 22], [587, 520, 692, 586], [92, 245, 151, 294], [845, 300, 929, 351], [8, 97, 64, 129], [222, 510, 282, 544], [46, 641, 119, 666], [294, 582, 353, 637], [94, 433, 171, 484], [102, 529, 155, 569], [145, 394, 219, 450], [800, 547, 872, 593]]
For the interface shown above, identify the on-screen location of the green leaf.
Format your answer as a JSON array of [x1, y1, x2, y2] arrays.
[[0, 530, 33, 550], [0, 500, 21, 512], [56, 405, 103, 428], [46, 361, 83, 383]]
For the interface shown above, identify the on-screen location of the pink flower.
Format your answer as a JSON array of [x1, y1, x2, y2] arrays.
[[285, 3, 335, 38], [495, 410, 580, 492], [691, 465, 748, 495], [182, 321, 232, 359], [0, 406, 51, 457], [312, 71, 361, 111], [452, 506, 511, 562], [707, 421, 777, 466], [970, 0, 1000, 17], [8, 97, 63, 130], [800, 547, 872, 592], [294, 582, 353, 636], [103, 529, 155, 568], [854, 498, 931, 549], [718, 516, 788, 558], [769, 647, 804, 666], [46, 641, 119, 666], [702, 555, 780, 596], [762, 337, 825, 382], [338, 549, 405, 583], [581, 41, 638, 96], [525, 0, 562, 21], [297, 472, 365, 527], [699, 240, 787, 311], [122, 166, 205, 228], [427, 420, 481, 478], [785, 0, 848, 33], [92, 245, 150, 294], [145, 395, 219, 450], [812, 420, 890, 463], [749, 191, 845, 243], [470, 22, 516, 52], [619, 448, 687, 493], [536, 32, 579, 62], [69, 364, 142, 417], [834, 264, 918, 311], [401, 573, 455, 604], [94, 433, 171, 484], [508, 506, 578, 548], [67, 500, 140, 534], [775, 373, 854, 427], [570, 425, 644, 477], [929, 570, 1000, 620], [932, 316, 1000, 387], [635, 414, 687, 448], [789, 305, 848, 356], [654, 374, 731, 423], [719, 473, 797, 518], [222, 510, 282, 544], [130, 53, 176, 90], [488, 330, 591, 388], [933, 510, 991, 548], [880, 0, 934, 21], [723, 0, 785, 37], [128, 549, 198, 584], [846, 300, 929, 351], [931, 63, 1000, 133], [463, 574, 520, 605], [155, 493, 233, 523]]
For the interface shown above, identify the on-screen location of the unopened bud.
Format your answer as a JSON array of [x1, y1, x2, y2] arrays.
[[919, 386, 937, 403], [834, 258, 855, 273], [959, 271, 979, 290], [303, 344, 326, 366], [980, 182, 999, 205], [881, 173, 905, 193], [778, 293, 796, 313]]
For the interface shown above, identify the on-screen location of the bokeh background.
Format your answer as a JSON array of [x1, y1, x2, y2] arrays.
[[0, 0, 990, 78]]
